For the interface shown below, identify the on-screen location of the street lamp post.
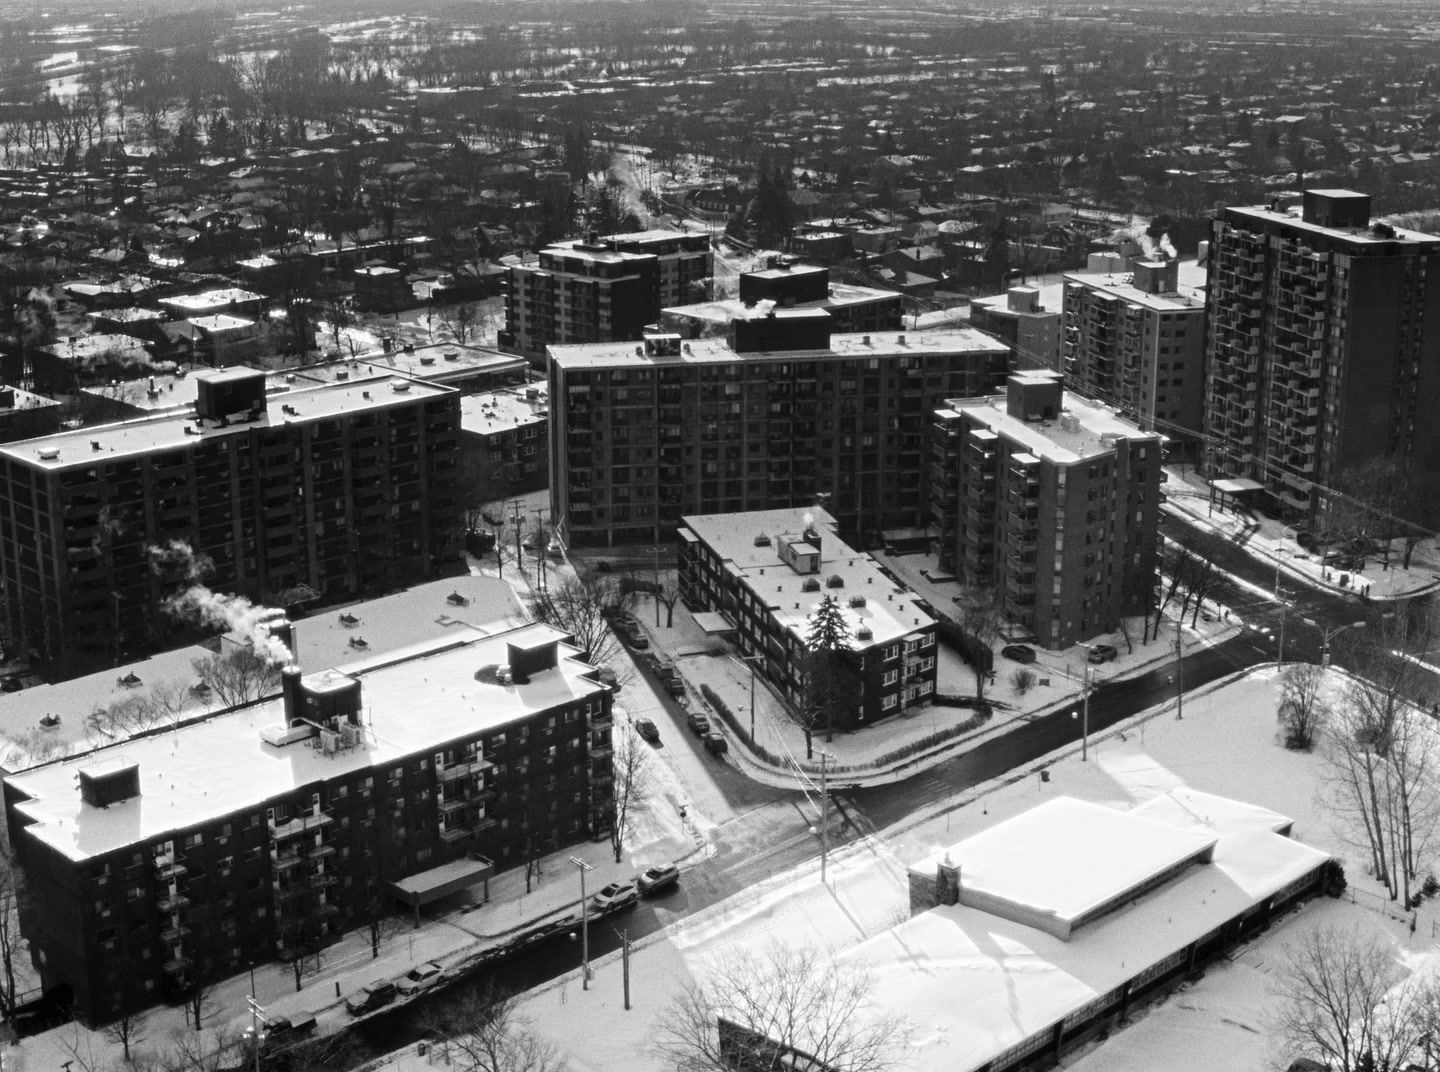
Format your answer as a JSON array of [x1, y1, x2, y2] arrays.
[[569, 856, 594, 989], [1305, 618, 1367, 666], [818, 750, 832, 883], [244, 996, 266, 1072]]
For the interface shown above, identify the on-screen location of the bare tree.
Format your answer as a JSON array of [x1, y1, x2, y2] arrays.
[[610, 724, 650, 864], [952, 586, 1002, 701], [1271, 924, 1434, 1072], [0, 848, 24, 1024], [527, 576, 629, 669], [440, 302, 482, 345], [423, 985, 569, 1072], [655, 574, 684, 628], [1277, 663, 1329, 751], [1323, 610, 1440, 903], [652, 941, 910, 1072], [191, 649, 281, 708], [104, 1005, 148, 1063]]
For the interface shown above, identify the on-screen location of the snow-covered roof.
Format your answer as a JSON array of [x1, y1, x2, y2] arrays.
[[844, 791, 1330, 1072], [908, 796, 1217, 939], [6, 622, 606, 863]]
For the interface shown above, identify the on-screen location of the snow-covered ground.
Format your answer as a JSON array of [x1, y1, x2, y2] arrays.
[[441, 666, 1440, 1072]]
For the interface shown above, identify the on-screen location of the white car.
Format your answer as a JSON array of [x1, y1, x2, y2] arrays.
[[396, 961, 447, 996], [591, 880, 640, 911]]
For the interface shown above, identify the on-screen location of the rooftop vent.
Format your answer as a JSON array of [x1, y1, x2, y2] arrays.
[[753, 534, 771, 547], [36, 447, 59, 460], [802, 578, 821, 592], [443, 350, 459, 362], [856, 626, 873, 641], [392, 380, 411, 393], [849, 595, 866, 608], [420, 355, 436, 365], [826, 574, 845, 588]]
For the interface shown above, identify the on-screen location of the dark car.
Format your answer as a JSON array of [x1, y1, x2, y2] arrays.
[[345, 979, 397, 1015], [1087, 643, 1118, 664], [1001, 644, 1037, 664], [635, 718, 660, 744], [686, 712, 711, 736], [703, 731, 728, 755], [637, 864, 680, 895]]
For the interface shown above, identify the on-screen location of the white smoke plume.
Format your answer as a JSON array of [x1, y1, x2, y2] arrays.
[[154, 541, 292, 665]]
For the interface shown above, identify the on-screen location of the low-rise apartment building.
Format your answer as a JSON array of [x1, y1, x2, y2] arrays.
[[2, 622, 615, 1026], [549, 317, 1009, 548], [679, 506, 937, 729], [930, 371, 1163, 648]]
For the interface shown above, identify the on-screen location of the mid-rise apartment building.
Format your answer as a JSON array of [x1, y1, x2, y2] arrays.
[[2, 622, 615, 1025], [930, 371, 1163, 648], [1062, 257, 1206, 454], [679, 507, 937, 728], [662, 258, 903, 338], [969, 285, 1063, 372], [501, 229, 713, 364], [549, 316, 1010, 547], [1204, 189, 1440, 524], [0, 367, 461, 678]]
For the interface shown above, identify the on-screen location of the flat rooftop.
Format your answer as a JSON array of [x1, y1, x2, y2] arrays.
[[1228, 202, 1440, 246], [551, 328, 1007, 371], [938, 387, 1161, 465], [460, 385, 548, 436], [159, 288, 263, 312], [6, 622, 607, 862], [0, 373, 454, 471], [847, 792, 1329, 1072], [662, 282, 901, 325], [908, 796, 1217, 936], [1061, 259, 1208, 312], [0, 576, 528, 773], [682, 506, 933, 647]]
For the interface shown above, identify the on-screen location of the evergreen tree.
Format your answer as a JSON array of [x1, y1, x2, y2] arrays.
[[799, 595, 855, 756]]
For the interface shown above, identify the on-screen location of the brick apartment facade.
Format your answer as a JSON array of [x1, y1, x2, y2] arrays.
[[930, 372, 1163, 649], [679, 507, 937, 728], [501, 229, 713, 365], [1061, 258, 1205, 456], [549, 316, 1010, 548], [2, 623, 615, 1025], [1204, 188, 1440, 526], [0, 367, 461, 679]]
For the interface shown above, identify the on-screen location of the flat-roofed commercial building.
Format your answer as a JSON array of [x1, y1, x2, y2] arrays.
[[550, 318, 1009, 548], [679, 506, 937, 729], [0, 367, 461, 678], [930, 371, 1163, 648], [2, 622, 615, 1026], [725, 791, 1331, 1072]]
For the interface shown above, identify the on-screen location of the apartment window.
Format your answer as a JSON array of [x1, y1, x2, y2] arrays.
[[884, 644, 900, 661], [883, 669, 898, 686], [882, 694, 898, 711]]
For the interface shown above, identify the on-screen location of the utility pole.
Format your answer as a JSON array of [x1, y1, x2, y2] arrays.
[[569, 856, 593, 989], [1276, 588, 1287, 666], [244, 996, 266, 1072], [621, 928, 631, 1010], [652, 544, 661, 627], [510, 499, 524, 571], [1080, 665, 1091, 761], [819, 751, 831, 884], [533, 507, 549, 590], [1175, 618, 1184, 720]]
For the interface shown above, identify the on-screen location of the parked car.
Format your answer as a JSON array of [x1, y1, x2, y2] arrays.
[[627, 633, 651, 651], [591, 881, 640, 911], [703, 731, 729, 755], [637, 863, 680, 896], [345, 979, 398, 1015], [1087, 643, 1118, 664], [686, 712, 711, 736], [263, 1012, 316, 1044], [665, 678, 686, 698], [635, 718, 660, 744], [396, 961, 448, 996], [1001, 644, 1037, 664]]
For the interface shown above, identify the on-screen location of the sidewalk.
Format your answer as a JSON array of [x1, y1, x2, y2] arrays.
[[1162, 465, 1440, 602]]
